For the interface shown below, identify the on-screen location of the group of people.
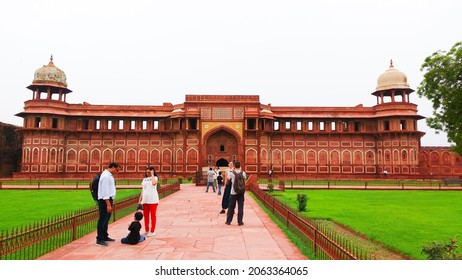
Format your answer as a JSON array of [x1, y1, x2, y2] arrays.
[[96, 159, 247, 247], [96, 163, 159, 246], [206, 166, 224, 194]]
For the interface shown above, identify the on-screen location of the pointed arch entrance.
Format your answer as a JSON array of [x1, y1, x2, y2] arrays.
[[216, 158, 229, 167], [204, 128, 239, 168]]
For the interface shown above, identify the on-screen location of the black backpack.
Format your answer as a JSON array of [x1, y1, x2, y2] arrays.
[[90, 173, 101, 201], [232, 170, 245, 194]]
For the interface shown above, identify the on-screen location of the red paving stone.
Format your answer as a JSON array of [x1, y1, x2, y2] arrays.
[[38, 184, 307, 260]]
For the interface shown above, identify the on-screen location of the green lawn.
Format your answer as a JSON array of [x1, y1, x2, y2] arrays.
[[273, 190, 462, 259], [0, 189, 141, 230]]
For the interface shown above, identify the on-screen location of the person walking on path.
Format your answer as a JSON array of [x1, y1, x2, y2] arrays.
[[213, 166, 219, 190], [121, 212, 146, 245], [139, 166, 159, 237], [219, 161, 234, 214], [96, 162, 120, 246], [206, 167, 216, 192], [225, 161, 246, 226], [217, 171, 223, 195]]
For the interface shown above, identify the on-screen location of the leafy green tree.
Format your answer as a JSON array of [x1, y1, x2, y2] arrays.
[[417, 42, 462, 154]]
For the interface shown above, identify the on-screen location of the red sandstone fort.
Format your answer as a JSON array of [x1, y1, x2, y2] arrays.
[[10, 57, 462, 180]]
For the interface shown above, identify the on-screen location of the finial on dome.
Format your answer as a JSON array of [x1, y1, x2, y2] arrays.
[[389, 59, 394, 68], [48, 54, 55, 67]]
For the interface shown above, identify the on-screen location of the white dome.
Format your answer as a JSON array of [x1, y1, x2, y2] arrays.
[[31, 56, 68, 88], [376, 60, 410, 91]]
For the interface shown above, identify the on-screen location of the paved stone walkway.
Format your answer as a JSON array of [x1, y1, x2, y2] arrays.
[[38, 184, 307, 260]]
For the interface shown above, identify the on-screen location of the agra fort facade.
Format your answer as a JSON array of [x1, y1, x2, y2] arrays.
[[14, 57, 462, 179]]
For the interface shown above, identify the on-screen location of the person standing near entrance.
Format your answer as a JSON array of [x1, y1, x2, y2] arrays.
[[217, 171, 223, 195], [225, 161, 246, 225], [206, 167, 216, 192], [139, 166, 159, 237], [219, 161, 234, 214], [213, 166, 219, 190], [96, 162, 119, 246]]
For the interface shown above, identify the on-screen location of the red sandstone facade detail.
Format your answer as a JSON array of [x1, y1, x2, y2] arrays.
[[14, 58, 462, 179]]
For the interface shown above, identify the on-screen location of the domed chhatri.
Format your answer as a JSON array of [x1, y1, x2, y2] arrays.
[[376, 60, 410, 91], [26, 55, 72, 97], [31, 55, 68, 89]]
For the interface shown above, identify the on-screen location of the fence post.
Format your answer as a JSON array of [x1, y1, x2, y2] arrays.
[[38, 181, 40, 189], [76, 182, 79, 189], [365, 181, 368, 189], [112, 203, 116, 222], [327, 181, 330, 189], [72, 216, 77, 241], [314, 230, 318, 258]]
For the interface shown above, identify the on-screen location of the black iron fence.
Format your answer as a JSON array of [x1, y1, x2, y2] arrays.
[[258, 178, 462, 190], [249, 183, 372, 260]]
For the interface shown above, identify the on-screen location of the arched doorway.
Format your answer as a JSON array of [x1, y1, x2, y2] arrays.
[[216, 158, 229, 167], [205, 129, 238, 167]]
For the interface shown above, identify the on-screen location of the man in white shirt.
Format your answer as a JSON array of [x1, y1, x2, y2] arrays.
[[96, 162, 120, 246]]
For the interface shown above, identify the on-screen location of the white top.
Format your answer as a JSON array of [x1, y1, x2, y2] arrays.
[[140, 176, 159, 204]]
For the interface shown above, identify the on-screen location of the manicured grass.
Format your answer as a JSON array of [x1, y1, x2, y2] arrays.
[[0, 189, 141, 230], [272, 190, 462, 259], [248, 192, 314, 259]]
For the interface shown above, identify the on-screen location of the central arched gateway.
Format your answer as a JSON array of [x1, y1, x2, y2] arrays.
[[204, 128, 239, 168]]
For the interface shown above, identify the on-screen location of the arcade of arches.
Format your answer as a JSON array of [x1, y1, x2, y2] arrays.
[[13, 58, 462, 179]]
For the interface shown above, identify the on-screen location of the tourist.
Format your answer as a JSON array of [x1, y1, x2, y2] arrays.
[[219, 161, 234, 214], [96, 162, 120, 246], [139, 166, 159, 237], [225, 161, 246, 226], [213, 166, 219, 190], [206, 167, 216, 192], [121, 212, 146, 245], [217, 171, 223, 195]]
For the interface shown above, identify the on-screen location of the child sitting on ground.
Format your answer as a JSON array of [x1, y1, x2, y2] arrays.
[[121, 212, 146, 245]]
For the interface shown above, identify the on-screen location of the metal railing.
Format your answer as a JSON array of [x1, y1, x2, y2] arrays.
[[257, 178, 462, 190], [0, 183, 180, 260], [249, 183, 372, 260]]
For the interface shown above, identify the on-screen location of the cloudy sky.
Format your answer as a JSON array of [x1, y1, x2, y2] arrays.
[[1, 0, 460, 146]]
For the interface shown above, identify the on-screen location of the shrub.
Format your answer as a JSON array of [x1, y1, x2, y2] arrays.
[[177, 177, 183, 184], [421, 238, 462, 260], [296, 193, 308, 212], [267, 183, 274, 193]]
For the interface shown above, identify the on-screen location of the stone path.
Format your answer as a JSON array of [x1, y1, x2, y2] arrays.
[[38, 184, 307, 260]]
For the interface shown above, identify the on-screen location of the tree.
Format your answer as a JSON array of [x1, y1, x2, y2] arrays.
[[417, 42, 462, 155]]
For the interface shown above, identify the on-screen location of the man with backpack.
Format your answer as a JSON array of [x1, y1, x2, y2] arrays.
[[96, 162, 120, 246], [225, 161, 246, 226]]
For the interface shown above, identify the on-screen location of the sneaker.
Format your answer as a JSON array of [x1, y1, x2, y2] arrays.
[[225, 222, 231, 225], [147, 232, 156, 237], [96, 240, 108, 246], [238, 223, 244, 226], [219, 210, 226, 214], [104, 237, 115, 242]]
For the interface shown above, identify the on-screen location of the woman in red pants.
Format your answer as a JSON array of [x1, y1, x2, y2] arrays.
[[138, 166, 159, 237]]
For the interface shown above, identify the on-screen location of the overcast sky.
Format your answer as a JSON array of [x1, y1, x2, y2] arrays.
[[1, 0, 460, 146]]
